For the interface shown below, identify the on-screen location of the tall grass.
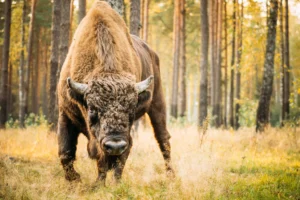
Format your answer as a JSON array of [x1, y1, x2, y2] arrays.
[[0, 126, 299, 199]]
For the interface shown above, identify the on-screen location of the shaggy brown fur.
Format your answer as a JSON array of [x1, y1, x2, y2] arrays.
[[57, 1, 174, 183]]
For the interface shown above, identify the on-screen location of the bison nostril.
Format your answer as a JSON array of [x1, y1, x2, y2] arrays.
[[118, 142, 127, 151], [103, 143, 112, 151]]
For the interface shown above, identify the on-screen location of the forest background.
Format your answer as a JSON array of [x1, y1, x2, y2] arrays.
[[0, 0, 300, 199], [0, 0, 300, 130]]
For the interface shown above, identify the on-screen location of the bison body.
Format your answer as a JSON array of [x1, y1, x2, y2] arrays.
[[57, 1, 173, 182]]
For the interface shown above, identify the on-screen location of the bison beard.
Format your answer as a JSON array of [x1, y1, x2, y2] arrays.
[[57, 1, 174, 184]]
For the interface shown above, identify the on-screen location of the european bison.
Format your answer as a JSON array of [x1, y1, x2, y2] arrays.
[[57, 1, 174, 183]]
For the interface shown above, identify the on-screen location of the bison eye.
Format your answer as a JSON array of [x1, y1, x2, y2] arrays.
[[88, 109, 98, 121]]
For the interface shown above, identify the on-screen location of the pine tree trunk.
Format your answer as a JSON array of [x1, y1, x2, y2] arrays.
[[24, 0, 37, 117], [279, 0, 285, 126], [235, 0, 243, 130], [179, 0, 186, 117], [256, 0, 278, 132], [143, 0, 150, 42], [7, 62, 12, 119], [48, 0, 61, 130], [43, 42, 48, 116], [69, 0, 74, 44], [223, 0, 228, 127], [0, 1, 2, 88], [211, 0, 220, 127], [55, 0, 71, 129], [282, 0, 290, 124], [0, 0, 12, 128], [58, 0, 71, 86], [78, 0, 86, 24], [210, 0, 215, 122], [171, 0, 181, 119], [229, 0, 236, 128], [140, 0, 144, 37], [19, 0, 26, 128], [130, 0, 141, 36], [106, 0, 124, 16], [199, 0, 209, 126], [33, 29, 40, 114], [0, 2, 4, 77], [215, 0, 223, 127]]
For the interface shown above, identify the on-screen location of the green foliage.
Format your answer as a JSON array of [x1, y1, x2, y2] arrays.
[[168, 115, 191, 128], [24, 113, 48, 127], [237, 99, 258, 127], [5, 115, 19, 129], [5, 112, 48, 129], [270, 103, 281, 127], [226, 154, 300, 200], [284, 106, 300, 128]]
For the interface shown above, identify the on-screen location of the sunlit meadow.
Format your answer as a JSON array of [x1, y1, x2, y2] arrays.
[[0, 125, 299, 199]]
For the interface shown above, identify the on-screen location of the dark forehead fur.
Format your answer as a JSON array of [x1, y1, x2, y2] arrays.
[[85, 74, 138, 112]]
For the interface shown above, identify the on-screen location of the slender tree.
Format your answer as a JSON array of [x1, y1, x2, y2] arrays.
[[106, 0, 124, 16], [256, 0, 278, 132], [179, 0, 186, 117], [143, 0, 150, 42], [7, 62, 12, 118], [130, 0, 141, 36], [229, 0, 236, 128], [69, 0, 74, 44], [282, 0, 290, 124], [19, 0, 26, 128], [279, 0, 285, 125], [0, 0, 12, 128], [199, 0, 209, 126], [78, 0, 86, 24], [58, 0, 71, 81], [215, 0, 223, 127], [223, 0, 228, 127], [24, 0, 37, 116], [32, 28, 40, 114], [48, 0, 61, 129], [140, 0, 144, 37], [42, 40, 49, 116], [0, 1, 4, 90], [171, 0, 181, 118], [210, 0, 219, 126], [235, 0, 243, 130]]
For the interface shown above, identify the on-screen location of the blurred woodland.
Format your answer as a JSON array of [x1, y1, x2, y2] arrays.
[[0, 0, 300, 131]]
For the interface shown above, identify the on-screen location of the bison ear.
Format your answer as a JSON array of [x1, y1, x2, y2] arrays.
[[135, 75, 154, 94]]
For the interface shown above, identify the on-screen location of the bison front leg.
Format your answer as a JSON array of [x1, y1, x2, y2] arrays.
[[148, 100, 175, 177], [113, 149, 131, 181], [57, 112, 81, 181], [97, 156, 108, 185]]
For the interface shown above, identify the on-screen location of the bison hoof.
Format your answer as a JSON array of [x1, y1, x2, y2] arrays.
[[166, 168, 175, 179], [96, 177, 106, 186], [65, 171, 81, 181]]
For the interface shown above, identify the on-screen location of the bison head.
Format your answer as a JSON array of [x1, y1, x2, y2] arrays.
[[67, 75, 153, 156]]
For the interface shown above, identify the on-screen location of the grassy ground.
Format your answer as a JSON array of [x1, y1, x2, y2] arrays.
[[0, 125, 299, 200]]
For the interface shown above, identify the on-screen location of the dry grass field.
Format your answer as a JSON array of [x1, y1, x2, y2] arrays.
[[0, 125, 299, 200]]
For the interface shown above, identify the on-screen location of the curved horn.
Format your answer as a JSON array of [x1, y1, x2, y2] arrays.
[[67, 77, 88, 95], [136, 75, 154, 93]]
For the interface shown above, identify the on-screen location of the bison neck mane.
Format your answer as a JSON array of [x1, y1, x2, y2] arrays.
[[91, 1, 140, 76]]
